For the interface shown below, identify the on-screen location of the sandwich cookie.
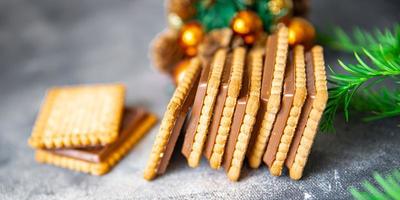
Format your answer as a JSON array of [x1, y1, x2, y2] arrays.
[[285, 46, 328, 180], [144, 58, 202, 180], [248, 25, 289, 168], [182, 49, 227, 168], [28, 84, 126, 149], [36, 107, 157, 175], [204, 47, 246, 169], [263, 45, 307, 176], [223, 48, 263, 181]]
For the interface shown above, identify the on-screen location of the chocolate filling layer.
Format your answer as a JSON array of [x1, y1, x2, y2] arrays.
[[263, 51, 295, 167], [261, 34, 278, 101], [285, 51, 317, 168], [49, 107, 147, 163]]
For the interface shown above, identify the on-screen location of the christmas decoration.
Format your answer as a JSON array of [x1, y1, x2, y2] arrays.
[[231, 10, 263, 44], [179, 22, 204, 56], [287, 17, 315, 46], [151, 0, 314, 78], [320, 24, 400, 132], [231, 10, 262, 35], [195, 0, 242, 32], [198, 28, 233, 60], [151, 30, 185, 73]]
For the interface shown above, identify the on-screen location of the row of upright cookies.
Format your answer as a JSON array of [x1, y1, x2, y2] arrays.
[[144, 25, 328, 181]]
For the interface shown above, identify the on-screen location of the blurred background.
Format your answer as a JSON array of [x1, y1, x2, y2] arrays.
[[0, 0, 399, 199]]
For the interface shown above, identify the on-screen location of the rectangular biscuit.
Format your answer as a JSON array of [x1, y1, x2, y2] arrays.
[[144, 58, 202, 180], [204, 53, 233, 161], [29, 84, 126, 149], [263, 45, 307, 176], [204, 47, 246, 169], [181, 62, 211, 160], [36, 107, 157, 175], [181, 49, 227, 168], [248, 25, 289, 169], [223, 48, 263, 181], [285, 46, 328, 180]]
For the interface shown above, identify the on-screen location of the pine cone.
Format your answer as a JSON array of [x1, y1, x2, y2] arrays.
[[167, 0, 196, 20], [198, 28, 233, 60], [253, 32, 268, 48], [151, 30, 185, 73]]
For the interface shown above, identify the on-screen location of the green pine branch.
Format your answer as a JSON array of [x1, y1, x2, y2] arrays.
[[254, 0, 274, 31], [352, 88, 400, 121], [349, 169, 400, 200], [324, 24, 400, 54], [194, 0, 279, 32], [320, 24, 400, 132], [195, 0, 245, 32]]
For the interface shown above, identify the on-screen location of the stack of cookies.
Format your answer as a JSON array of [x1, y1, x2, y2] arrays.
[[28, 84, 157, 175], [144, 25, 328, 181]]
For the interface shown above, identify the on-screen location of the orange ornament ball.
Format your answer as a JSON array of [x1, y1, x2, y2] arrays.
[[185, 46, 197, 57], [288, 17, 315, 46], [244, 34, 256, 44], [179, 22, 204, 50], [231, 10, 263, 36], [172, 59, 191, 85]]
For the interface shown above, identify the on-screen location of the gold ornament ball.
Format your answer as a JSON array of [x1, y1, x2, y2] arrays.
[[231, 10, 263, 36], [172, 59, 191, 85], [288, 17, 315, 46], [179, 22, 204, 49]]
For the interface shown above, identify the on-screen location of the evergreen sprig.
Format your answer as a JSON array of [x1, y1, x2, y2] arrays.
[[325, 24, 400, 54], [195, 0, 245, 31], [320, 24, 400, 132], [349, 169, 400, 200], [352, 88, 400, 122], [194, 0, 280, 32]]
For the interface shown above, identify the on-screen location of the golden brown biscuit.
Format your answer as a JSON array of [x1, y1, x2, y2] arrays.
[[29, 84, 125, 149], [285, 46, 328, 180], [204, 47, 246, 169], [223, 48, 263, 181], [262, 45, 307, 176], [182, 49, 227, 168], [144, 58, 202, 180], [248, 25, 289, 168]]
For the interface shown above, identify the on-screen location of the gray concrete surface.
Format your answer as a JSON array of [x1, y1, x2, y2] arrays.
[[0, 0, 399, 199]]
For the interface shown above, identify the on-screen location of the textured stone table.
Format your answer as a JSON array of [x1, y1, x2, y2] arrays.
[[0, 0, 399, 199]]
